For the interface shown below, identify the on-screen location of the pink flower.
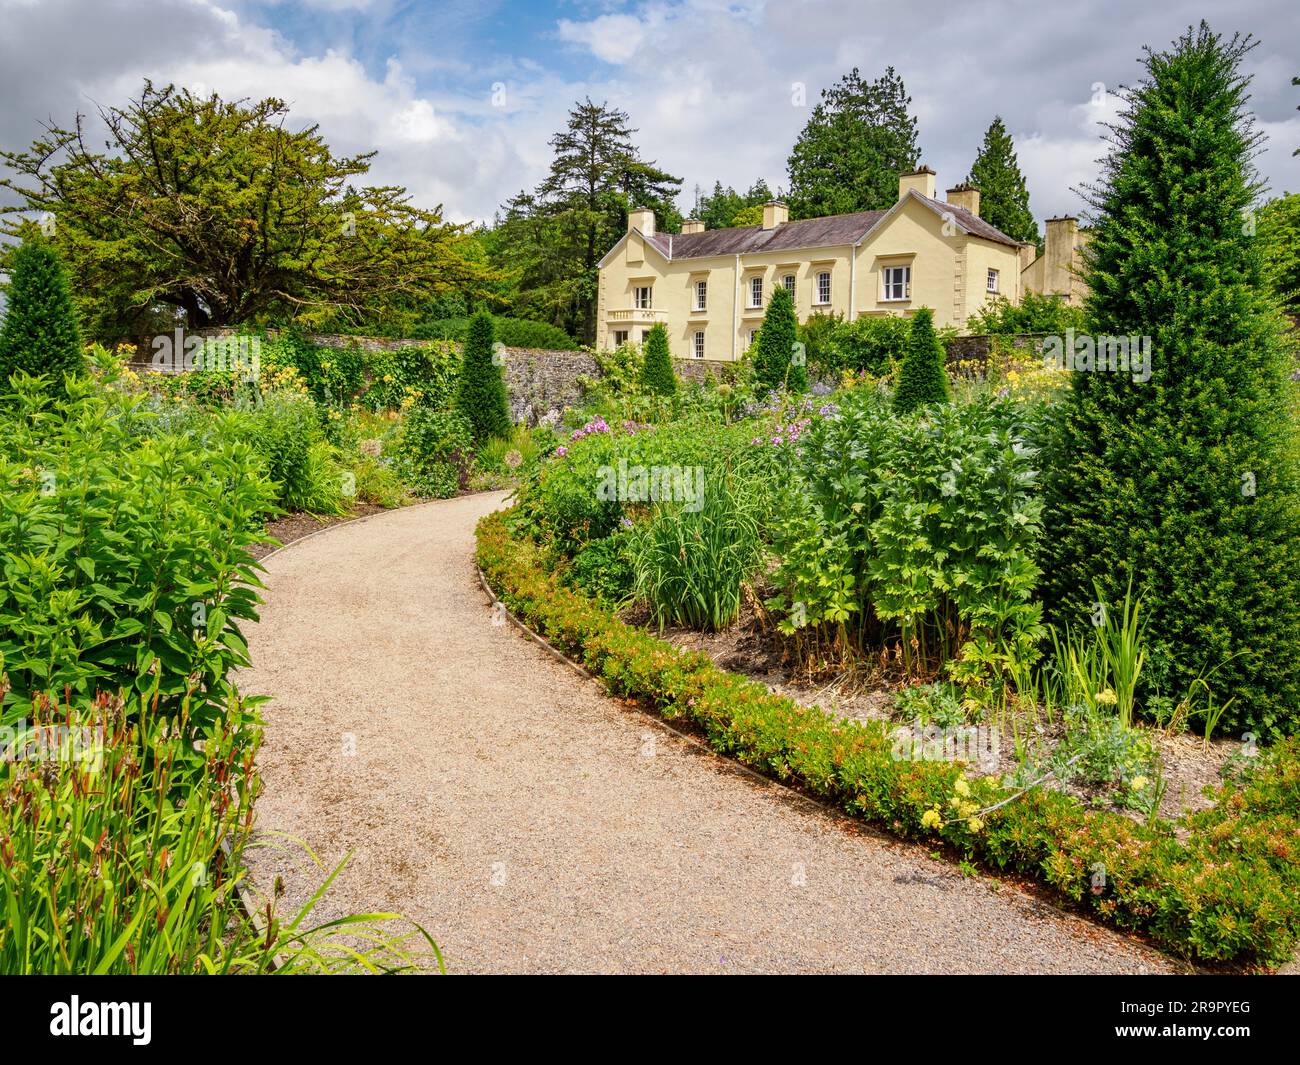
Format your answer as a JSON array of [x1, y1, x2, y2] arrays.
[[555, 445, 568, 457]]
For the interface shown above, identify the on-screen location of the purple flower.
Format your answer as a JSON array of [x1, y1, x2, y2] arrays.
[[555, 445, 569, 457]]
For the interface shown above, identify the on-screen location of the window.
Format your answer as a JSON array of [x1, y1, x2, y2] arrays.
[[634, 285, 653, 309], [612, 329, 629, 346], [749, 276, 763, 308], [693, 330, 706, 359], [695, 279, 708, 310], [816, 271, 832, 305], [782, 274, 796, 295], [987, 268, 999, 293], [748, 329, 760, 348], [882, 265, 911, 301], [640, 329, 652, 344]]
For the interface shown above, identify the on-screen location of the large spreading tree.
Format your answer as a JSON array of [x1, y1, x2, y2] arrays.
[[966, 117, 1039, 245], [495, 99, 682, 343], [1041, 24, 1300, 739], [786, 67, 920, 219], [0, 81, 495, 338]]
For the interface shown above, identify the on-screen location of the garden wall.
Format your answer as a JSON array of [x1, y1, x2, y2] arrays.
[[122, 327, 1044, 423]]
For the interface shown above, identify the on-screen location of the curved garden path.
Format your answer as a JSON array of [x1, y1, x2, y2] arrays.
[[241, 492, 1177, 974]]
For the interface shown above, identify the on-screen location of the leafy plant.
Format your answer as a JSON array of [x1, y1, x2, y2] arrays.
[[0, 372, 274, 722]]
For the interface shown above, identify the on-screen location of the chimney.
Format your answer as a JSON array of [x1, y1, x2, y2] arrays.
[[946, 183, 980, 218], [898, 166, 936, 201], [761, 200, 789, 229], [1017, 242, 1037, 271], [627, 207, 656, 237], [680, 218, 704, 234], [1043, 216, 1080, 295]]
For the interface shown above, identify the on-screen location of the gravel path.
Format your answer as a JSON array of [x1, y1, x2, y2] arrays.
[[241, 491, 1178, 974]]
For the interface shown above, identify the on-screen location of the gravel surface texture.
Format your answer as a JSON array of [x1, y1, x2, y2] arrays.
[[240, 491, 1179, 974]]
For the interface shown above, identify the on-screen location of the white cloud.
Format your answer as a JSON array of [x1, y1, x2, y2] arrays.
[[556, 14, 648, 65]]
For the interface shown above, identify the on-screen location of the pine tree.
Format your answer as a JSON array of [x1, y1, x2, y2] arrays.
[[0, 238, 82, 399], [891, 308, 950, 413], [493, 99, 682, 342], [787, 67, 920, 218], [639, 322, 676, 395], [455, 311, 511, 442], [1041, 24, 1300, 738], [752, 285, 799, 390], [966, 117, 1039, 245]]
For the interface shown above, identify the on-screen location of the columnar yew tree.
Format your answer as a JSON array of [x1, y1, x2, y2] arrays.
[[639, 323, 676, 396], [753, 285, 799, 390], [0, 239, 82, 399], [892, 308, 950, 413], [1041, 24, 1300, 738], [456, 312, 511, 442]]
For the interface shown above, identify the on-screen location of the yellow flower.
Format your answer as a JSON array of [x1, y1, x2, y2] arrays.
[[384, 374, 394, 383], [1095, 688, 1118, 706], [968, 817, 984, 833], [1131, 776, 1148, 791], [954, 777, 971, 797], [920, 809, 942, 830]]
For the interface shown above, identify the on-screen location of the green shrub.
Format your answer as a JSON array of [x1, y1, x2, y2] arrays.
[[638, 322, 677, 396], [477, 509, 1300, 966], [360, 343, 460, 412], [233, 392, 344, 514], [799, 313, 910, 378], [1041, 26, 1300, 739], [260, 329, 363, 405], [456, 311, 511, 442], [0, 239, 83, 400], [892, 307, 950, 413], [0, 373, 275, 722], [752, 285, 799, 390], [628, 471, 764, 631], [967, 292, 1086, 336], [566, 534, 634, 604], [396, 403, 474, 498]]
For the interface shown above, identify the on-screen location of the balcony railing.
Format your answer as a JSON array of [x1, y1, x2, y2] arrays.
[[607, 308, 668, 322]]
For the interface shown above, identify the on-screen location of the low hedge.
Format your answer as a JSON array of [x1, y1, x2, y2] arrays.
[[477, 508, 1300, 967]]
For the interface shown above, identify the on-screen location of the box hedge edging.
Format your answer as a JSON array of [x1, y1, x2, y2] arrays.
[[477, 508, 1300, 967]]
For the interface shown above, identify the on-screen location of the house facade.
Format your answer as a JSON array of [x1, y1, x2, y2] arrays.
[[596, 167, 1027, 361]]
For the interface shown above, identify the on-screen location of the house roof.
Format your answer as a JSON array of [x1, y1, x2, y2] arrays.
[[635, 192, 1022, 262]]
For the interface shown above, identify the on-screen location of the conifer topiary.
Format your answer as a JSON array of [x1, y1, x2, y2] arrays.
[[1040, 24, 1300, 738], [0, 238, 83, 399], [455, 311, 511, 442], [753, 285, 798, 390], [891, 307, 950, 414], [639, 322, 676, 395]]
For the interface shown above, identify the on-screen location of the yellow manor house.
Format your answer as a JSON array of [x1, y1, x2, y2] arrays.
[[596, 166, 1083, 362]]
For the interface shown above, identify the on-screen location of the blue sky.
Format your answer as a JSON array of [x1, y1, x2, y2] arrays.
[[2, 0, 1297, 228]]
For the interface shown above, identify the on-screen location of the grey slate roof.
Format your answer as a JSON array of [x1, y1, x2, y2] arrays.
[[640, 193, 1022, 261]]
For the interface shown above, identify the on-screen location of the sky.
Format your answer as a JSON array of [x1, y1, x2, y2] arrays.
[[1, 0, 1297, 230]]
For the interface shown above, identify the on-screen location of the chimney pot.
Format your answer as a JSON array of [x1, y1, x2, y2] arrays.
[[946, 183, 981, 218], [680, 218, 704, 234]]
